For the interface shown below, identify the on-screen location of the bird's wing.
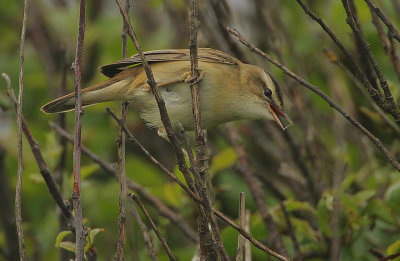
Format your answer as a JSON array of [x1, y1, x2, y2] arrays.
[[100, 48, 239, 77]]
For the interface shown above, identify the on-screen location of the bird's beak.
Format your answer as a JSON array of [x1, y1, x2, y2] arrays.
[[269, 104, 293, 131]]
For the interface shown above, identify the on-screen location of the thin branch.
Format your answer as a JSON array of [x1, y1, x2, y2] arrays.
[[227, 27, 400, 171], [379, 251, 400, 261], [280, 202, 302, 261], [187, 2, 229, 259], [50, 122, 199, 243], [235, 192, 246, 261], [130, 194, 176, 261], [16, 0, 29, 259], [129, 200, 159, 261], [369, 6, 389, 54], [71, 0, 87, 259], [323, 49, 400, 135], [295, 0, 400, 126], [363, 0, 400, 43], [388, 33, 400, 83], [341, 0, 400, 126], [115, 0, 130, 259], [3, 74, 74, 226]]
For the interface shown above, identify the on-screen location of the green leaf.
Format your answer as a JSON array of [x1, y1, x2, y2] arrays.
[[387, 240, 400, 255], [385, 181, 400, 215], [81, 164, 100, 180], [209, 147, 237, 175], [55, 231, 73, 248], [29, 173, 45, 184], [59, 241, 76, 253], [88, 228, 104, 246], [284, 199, 317, 215], [317, 191, 334, 237]]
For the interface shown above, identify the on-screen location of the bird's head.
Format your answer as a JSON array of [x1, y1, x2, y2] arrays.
[[241, 66, 292, 130]]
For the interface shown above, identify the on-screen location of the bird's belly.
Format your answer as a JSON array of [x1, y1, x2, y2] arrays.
[[131, 82, 231, 130]]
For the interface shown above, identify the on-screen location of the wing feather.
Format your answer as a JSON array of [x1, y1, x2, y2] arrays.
[[100, 48, 239, 77]]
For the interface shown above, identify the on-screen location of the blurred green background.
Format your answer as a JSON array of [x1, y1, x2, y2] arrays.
[[1, 0, 400, 260]]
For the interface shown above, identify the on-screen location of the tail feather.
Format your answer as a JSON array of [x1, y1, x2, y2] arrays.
[[41, 77, 131, 113]]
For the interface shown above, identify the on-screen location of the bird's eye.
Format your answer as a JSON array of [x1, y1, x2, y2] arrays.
[[264, 88, 272, 97]]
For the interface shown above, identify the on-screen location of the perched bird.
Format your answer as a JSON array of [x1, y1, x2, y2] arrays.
[[41, 48, 291, 131]]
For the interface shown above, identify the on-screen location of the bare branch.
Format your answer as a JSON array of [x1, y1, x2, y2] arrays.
[[15, 0, 29, 258], [363, 0, 400, 43], [235, 192, 246, 261], [280, 202, 302, 261], [115, 0, 130, 259], [71, 0, 87, 258], [341, 0, 400, 126], [295, 0, 400, 126], [129, 200, 158, 261]]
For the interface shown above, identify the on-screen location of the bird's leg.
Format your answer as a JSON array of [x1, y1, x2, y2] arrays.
[[185, 69, 204, 85], [142, 71, 193, 92], [141, 70, 204, 92]]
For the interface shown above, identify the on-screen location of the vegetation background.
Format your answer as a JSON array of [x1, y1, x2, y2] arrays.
[[1, 0, 400, 260]]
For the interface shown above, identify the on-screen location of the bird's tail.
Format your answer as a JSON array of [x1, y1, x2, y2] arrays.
[[41, 77, 132, 113]]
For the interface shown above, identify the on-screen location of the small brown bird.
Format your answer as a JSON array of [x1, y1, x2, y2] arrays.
[[41, 48, 291, 131]]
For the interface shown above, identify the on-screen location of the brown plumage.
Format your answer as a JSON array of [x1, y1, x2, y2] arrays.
[[41, 48, 289, 130]]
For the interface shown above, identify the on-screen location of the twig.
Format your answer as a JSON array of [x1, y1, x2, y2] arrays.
[[50, 122, 199, 243], [236, 192, 246, 261], [323, 49, 400, 135], [244, 210, 251, 261], [213, 209, 290, 261], [128, 200, 159, 261], [295, 0, 400, 126], [388, 34, 400, 83], [107, 109, 290, 261], [341, 0, 400, 126], [369, 6, 389, 54], [188, 1, 223, 259], [227, 27, 400, 171], [226, 123, 288, 255], [115, 0, 130, 258], [130, 194, 176, 261], [3, 74, 74, 225], [363, 0, 400, 43], [280, 202, 302, 261], [71, 0, 87, 259], [15, 0, 29, 259], [379, 251, 400, 261]]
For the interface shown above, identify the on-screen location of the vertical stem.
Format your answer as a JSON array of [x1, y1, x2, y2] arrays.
[[188, 1, 224, 260], [16, 0, 29, 260], [72, 0, 87, 259], [115, 0, 130, 259], [236, 192, 246, 261]]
